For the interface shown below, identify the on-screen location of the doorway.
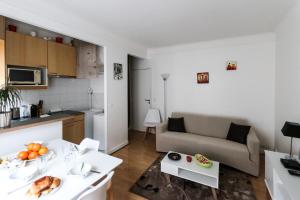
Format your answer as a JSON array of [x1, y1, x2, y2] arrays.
[[128, 55, 151, 132]]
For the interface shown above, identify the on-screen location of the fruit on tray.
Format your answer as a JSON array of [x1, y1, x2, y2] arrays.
[[38, 147, 48, 156], [194, 154, 212, 168], [17, 143, 48, 160], [32, 143, 42, 152], [186, 155, 192, 163], [18, 151, 29, 160], [28, 151, 39, 160]]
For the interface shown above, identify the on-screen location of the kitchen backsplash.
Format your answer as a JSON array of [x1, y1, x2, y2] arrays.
[[92, 92, 104, 110], [20, 78, 104, 113]]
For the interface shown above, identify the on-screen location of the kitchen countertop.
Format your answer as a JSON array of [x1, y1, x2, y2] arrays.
[[0, 110, 84, 134]]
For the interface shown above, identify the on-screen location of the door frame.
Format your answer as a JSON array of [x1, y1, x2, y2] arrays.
[[128, 56, 152, 132]]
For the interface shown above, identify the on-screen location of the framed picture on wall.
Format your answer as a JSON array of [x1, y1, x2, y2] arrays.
[[197, 72, 209, 84], [114, 63, 123, 80], [226, 61, 237, 70]]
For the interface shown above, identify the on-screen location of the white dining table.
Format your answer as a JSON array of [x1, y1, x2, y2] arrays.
[[0, 139, 123, 200]]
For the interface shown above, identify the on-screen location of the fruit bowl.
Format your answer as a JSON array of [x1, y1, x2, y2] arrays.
[[194, 154, 213, 168], [17, 142, 49, 161]]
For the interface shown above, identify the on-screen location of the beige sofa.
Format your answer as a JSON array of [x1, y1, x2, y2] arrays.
[[156, 112, 260, 176]]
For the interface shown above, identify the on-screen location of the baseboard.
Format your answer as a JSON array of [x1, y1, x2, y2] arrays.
[[130, 128, 145, 133], [108, 140, 129, 154]]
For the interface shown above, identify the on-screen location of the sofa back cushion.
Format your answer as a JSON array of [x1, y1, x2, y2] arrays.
[[171, 112, 248, 139], [168, 117, 186, 133]]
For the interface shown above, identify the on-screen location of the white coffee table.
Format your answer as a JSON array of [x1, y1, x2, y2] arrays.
[[161, 151, 219, 200]]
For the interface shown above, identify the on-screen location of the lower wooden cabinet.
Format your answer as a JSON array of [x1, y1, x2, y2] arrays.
[[63, 114, 84, 144]]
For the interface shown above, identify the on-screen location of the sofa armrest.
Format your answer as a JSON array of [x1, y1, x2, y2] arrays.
[[247, 128, 260, 164], [156, 122, 167, 134]]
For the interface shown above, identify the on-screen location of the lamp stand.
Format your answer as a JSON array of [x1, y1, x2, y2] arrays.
[[285, 137, 295, 160], [281, 136, 300, 169], [161, 73, 169, 122], [163, 79, 167, 121]]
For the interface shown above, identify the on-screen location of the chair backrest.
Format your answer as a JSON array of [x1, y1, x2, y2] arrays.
[[80, 138, 100, 151], [77, 171, 114, 200], [144, 108, 161, 125]]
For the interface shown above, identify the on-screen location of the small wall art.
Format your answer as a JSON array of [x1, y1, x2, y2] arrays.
[[114, 63, 123, 80], [197, 72, 209, 84], [226, 61, 237, 70]]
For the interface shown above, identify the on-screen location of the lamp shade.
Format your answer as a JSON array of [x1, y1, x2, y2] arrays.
[[144, 109, 161, 127], [161, 73, 170, 81], [281, 121, 300, 138]]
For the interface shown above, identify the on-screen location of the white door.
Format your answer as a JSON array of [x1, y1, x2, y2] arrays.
[[131, 68, 152, 131]]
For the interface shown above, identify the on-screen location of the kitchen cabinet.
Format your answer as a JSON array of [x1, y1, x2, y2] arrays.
[[63, 114, 84, 144], [0, 16, 5, 40], [6, 31, 25, 66], [24, 35, 47, 67], [48, 41, 76, 77], [6, 31, 47, 67]]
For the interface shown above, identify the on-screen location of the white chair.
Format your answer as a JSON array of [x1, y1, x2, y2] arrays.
[[143, 108, 161, 139], [77, 171, 114, 200], [80, 138, 100, 151]]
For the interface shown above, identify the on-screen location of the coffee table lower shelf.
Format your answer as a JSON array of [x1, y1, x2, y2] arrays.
[[161, 151, 220, 200]]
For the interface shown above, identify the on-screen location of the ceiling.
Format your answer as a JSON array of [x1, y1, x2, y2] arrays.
[[2, 0, 296, 47]]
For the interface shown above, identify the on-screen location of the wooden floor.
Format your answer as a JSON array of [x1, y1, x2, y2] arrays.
[[111, 131, 269, 200]]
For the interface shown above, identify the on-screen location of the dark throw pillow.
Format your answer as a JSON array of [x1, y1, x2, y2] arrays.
[[168, 117, 186, 133], [226, 123, 251, 144]]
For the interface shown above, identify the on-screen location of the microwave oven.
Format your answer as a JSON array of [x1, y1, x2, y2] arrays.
[[8, 68, 42, 85]]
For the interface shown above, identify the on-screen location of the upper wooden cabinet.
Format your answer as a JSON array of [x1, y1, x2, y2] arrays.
[[24, 35, 47, 67], [0, 16, 5, 40], [6, 31, 47, 67], [6, 31, 25, 66], [48, 41, 76, 77]]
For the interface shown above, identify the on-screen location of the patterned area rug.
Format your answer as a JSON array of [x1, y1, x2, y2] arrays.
[[130, 154, 256, 200]]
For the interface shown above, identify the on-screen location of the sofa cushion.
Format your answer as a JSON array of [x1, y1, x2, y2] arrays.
[[172, 112, 247, 139], [159, 131, 250, 166], [226, 123, 251, 144], [168, 117, 186, 132]]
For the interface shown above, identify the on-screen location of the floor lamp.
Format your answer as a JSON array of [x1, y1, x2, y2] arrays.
[[161, 73, 170, 122]]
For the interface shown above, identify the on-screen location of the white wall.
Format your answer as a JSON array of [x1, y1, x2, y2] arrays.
[[0, 121, 62, 155], [0, 1, 147, 153], [106, 47, 130, 153], [275, 2, 300, 154], [149, 34, 276, 149], [21, 78, 90, 113]]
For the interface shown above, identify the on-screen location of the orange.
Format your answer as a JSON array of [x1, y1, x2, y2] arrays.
[[28, 151, 39, 160], [27, 143, 34, 151], [32, 143, 41, 152], [38, 147, 48, 155], [18, 151, 29, 160]]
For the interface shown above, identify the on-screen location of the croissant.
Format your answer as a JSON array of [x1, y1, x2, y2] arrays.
[[27, 176, 61, 198]]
